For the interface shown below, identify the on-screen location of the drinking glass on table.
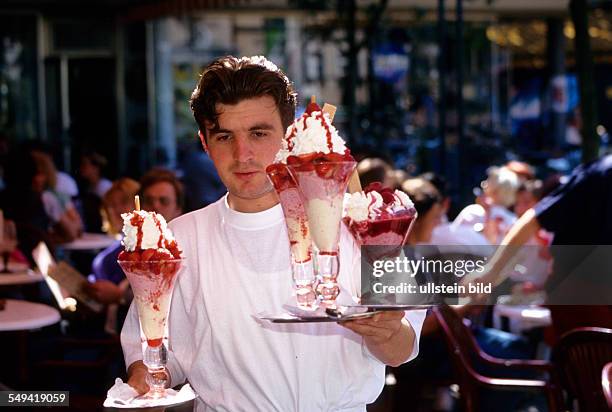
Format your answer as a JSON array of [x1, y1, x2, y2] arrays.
[[0, 220, 17, 273]]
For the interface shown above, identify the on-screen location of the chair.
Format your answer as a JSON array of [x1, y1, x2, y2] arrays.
[[552, 327, 612, 411], [603, 362, 612, 410], [432, 304, 560, 411]]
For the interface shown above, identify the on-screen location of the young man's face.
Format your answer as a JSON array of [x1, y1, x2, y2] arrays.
[[202, 95, 284, 212]]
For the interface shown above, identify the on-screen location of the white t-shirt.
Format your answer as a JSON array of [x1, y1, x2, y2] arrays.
[[452, 204, 516, 244], [56, 171, 79, 198], [121, 196, 425, 412]]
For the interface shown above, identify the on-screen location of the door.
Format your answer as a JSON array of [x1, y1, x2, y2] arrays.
[[45, 56, 117, 176]]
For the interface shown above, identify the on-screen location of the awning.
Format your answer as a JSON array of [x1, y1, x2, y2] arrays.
[[122, 0, 251, 21]]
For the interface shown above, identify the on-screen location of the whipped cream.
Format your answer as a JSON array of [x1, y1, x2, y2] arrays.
[[392, 190, 414, 210], [274, 111, 347, 163], [121, 210, 176, 251], [344, 189, 414, 222], [343, 191, 383, 222]]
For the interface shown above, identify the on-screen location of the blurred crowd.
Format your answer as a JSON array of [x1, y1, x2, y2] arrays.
[[0, 135, 609, 411]]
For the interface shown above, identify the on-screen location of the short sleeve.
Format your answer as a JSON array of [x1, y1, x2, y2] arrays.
[[402, 309, 427, 364]]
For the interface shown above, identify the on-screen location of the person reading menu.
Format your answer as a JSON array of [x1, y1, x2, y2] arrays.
[[121, 55, 425, 411]]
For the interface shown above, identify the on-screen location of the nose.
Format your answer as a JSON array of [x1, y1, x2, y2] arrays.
[[233, 135, 253, 163]]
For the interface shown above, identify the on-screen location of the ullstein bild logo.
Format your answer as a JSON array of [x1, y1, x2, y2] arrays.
[[370, 282, 491, 296]]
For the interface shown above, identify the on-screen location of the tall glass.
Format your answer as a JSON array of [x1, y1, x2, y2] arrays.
[[343, 210, 417, 263], [288, 161, 356, 308], [118, 259, 184, 399], [266, 163, 317, 309]]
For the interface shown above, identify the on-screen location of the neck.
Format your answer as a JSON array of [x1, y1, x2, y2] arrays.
[[227, 191, 279, 213]]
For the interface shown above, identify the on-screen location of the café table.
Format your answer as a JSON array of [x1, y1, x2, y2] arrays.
[[0, 299, 61, 383], [0, 266, 44, 287], [492, 304, 552, 334], [0, 299, 61, 331], [60, 232, 117, 252]]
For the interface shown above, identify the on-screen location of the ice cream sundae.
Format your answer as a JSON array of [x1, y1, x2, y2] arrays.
[[118, 210, 182, 347], [282, 98, 357, 306], [343, 182, 417, 261]]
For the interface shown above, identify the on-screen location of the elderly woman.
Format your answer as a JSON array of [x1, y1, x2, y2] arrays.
[[453, 166, 520, 244]]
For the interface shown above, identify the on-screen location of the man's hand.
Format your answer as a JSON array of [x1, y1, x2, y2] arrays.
[[127, 361, 150, 395], [340, 311, 415, 367], [340, 311, 404, 344]]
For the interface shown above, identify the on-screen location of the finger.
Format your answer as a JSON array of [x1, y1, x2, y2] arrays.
[[341, 322, 396, 340], [352, 320, 402, 335], [342, 318, 398, 333], [127, 376, 149, 395], [340, 321, 380, 336], [374, 311, 405, 321]]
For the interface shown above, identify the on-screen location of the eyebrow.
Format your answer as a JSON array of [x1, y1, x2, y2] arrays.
[[207, 123, 276, 135], [248, 123, 275, 131]]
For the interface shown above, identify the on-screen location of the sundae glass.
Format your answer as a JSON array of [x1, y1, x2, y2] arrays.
[[117, 208, 184, 399], [266, 163, 317, 309], [343, 183, 417, 305], [343, 182, 417, 262], [278, 99, 356, 308]]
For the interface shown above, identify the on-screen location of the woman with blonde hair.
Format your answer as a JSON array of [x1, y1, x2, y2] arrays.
[[31, 151, 83, 242], [101, 178, 141, 236], [84, 178, 139, 333]]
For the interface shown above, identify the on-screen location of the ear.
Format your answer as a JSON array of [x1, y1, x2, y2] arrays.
[[198, 130, 209, 153]]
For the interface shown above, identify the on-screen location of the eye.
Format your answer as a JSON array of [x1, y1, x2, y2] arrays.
[[215, 134, 231, 142], [251, 131, 268, 138]]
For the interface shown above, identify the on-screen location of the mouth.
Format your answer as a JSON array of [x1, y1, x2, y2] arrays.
[[234, 171, 259, 180]]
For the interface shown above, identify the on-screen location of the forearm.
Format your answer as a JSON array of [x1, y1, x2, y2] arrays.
[[487, 208, 541, 285], [365, 318, 415, 367], [56, 214, 80, 241]]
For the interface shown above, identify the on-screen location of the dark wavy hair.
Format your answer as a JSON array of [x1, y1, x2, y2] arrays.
[[190, 56, 297, 141]]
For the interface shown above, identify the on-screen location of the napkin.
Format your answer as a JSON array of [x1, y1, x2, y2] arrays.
[[103, 378, 197, 408]]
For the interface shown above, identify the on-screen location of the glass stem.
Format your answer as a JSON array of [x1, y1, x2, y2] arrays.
[[316, 253, 340, 308], [144, 343, 168, 397]]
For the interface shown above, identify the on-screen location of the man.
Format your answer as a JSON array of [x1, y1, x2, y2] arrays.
[[121, 56, 425, 411], [140, 168, 184, 222], [465, 154, 612, 336]]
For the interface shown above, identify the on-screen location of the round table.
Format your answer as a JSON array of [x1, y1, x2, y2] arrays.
[[0, 270, 44, 286], [60, 233, 117, 251], [0, 299, 61, 331], [493, 304, 552, 334]]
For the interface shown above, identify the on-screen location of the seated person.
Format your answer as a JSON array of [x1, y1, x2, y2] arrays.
[[84, 178, 140, 333], [32, 151, 83, 243], [454, 166, 519, 244], [139, 167, 184, 222]]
